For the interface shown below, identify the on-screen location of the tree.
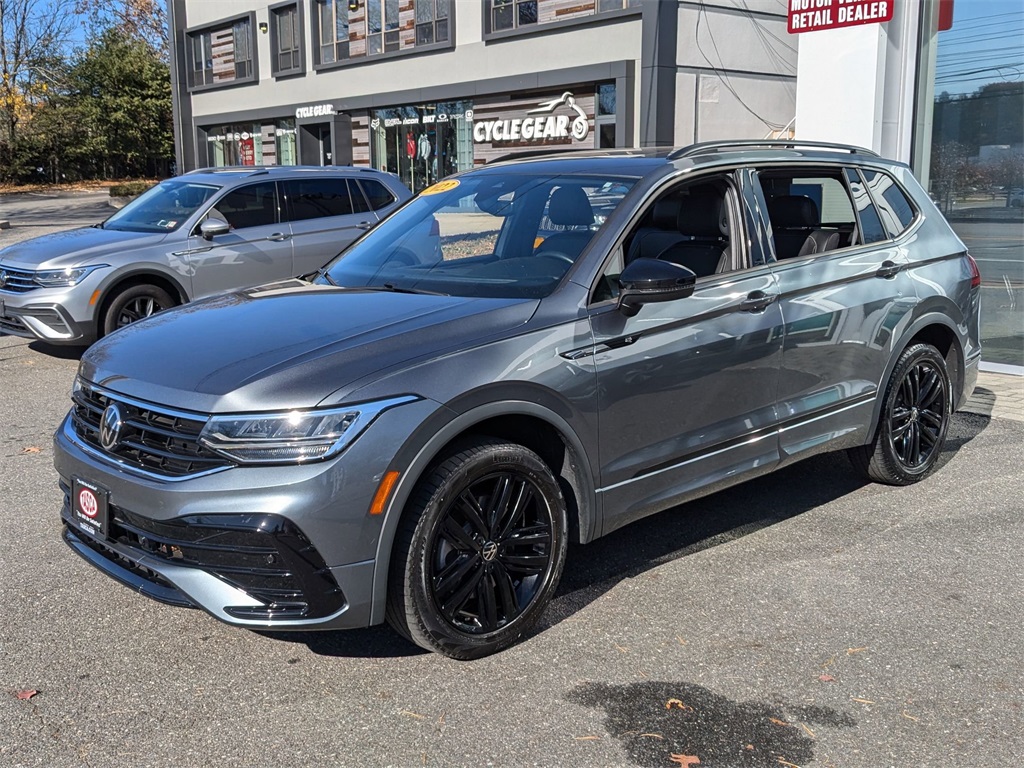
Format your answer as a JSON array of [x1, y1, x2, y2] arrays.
[[64, 27, 172, 178], [0, 0, 77, 179], [74, 0, 166, 56]]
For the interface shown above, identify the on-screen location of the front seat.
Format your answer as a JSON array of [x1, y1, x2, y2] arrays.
[[535, 186, 595, 262], [657, 189, 728, 277]]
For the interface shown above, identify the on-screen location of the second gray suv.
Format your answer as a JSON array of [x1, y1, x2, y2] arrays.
[[0, 166, 410, 345]]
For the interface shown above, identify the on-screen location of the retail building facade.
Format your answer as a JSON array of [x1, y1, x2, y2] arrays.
[[168, 0, 1021, 369], [167, 0, 798, 193]]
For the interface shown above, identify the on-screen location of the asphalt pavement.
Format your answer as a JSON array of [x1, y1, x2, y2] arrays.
[[1, 191, 1023, 768]]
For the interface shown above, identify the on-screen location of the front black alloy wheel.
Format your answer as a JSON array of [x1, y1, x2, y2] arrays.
[[387, 438, 568, 659], [849, 343, 952, 485]]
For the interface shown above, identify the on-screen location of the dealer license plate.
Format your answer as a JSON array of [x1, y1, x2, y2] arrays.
[[71, 477, 110, 539]]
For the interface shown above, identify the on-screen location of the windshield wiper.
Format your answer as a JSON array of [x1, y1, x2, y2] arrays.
[[315, 268, 338, 286], [364, 283, 449, 297]]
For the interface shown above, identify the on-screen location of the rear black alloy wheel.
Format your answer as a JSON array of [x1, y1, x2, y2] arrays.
[[849, 343, 952, 485], [387, 438, 568, 659], [101, 283, 176, 336]]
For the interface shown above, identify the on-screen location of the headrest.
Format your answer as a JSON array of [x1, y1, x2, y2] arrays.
[[548, 186, 594, 227], [677, 191, 723, 238], [651, 198, 681, 230], [768, 195, 819, 228]]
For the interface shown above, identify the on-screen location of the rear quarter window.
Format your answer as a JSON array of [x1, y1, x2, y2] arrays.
[[359, 179, 397, 211], [860, 169, 916, 237]]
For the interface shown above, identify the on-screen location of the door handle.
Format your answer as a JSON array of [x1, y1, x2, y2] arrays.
[[740, 290, 778, 312], [267, 232, 291, 242], [876, 260, 901, 278], [356, 221, 374, 231]]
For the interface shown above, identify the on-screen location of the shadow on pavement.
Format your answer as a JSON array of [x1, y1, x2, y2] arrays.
[[264, 412, 990, 660], [28, 340, 86, 360], [542, 411, 990, 629]]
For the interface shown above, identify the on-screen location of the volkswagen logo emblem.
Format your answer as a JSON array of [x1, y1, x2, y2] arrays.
[[99, 403, 124, 452], [481, 541, 499, 562], [0, 270, 7, 289]]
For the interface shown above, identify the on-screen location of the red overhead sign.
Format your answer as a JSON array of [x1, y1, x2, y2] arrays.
[[788, 0, 893, 34]]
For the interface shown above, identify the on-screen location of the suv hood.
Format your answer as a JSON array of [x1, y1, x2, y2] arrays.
[[0, 227, 168, 269], [80, 280, 538, 413]]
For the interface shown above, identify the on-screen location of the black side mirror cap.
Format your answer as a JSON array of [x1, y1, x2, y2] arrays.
[[617, 258, 697, 316]]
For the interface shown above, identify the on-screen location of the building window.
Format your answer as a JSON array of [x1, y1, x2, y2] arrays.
[[206, 119, 296, 167], [317, 0, 349, 64], [371, 101, 474, 194], [271, 3, 303, 76], [366, 0, 401, 55], [188, 16, 255, 89], [916, 2, 1024, 369], [491, 0, 537, 32], [597, 0, 639, 11], [314, 0, 451, 66], [415, 0, 450, 46], [596, 83, 617, 148]]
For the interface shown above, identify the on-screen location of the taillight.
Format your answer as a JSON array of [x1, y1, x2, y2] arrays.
[[967, 254, 981, 289]]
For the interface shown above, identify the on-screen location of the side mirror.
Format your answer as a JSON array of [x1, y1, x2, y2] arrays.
[[618, 258, 696, 316], [200, 218, 230, 241]]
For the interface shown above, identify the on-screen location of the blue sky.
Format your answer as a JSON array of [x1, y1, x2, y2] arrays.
[[936, 0, 1024, 95]]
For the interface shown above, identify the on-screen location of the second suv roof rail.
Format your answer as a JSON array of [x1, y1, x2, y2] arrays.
[[670, 140, 880, 160], [184, 165, 386, 176]]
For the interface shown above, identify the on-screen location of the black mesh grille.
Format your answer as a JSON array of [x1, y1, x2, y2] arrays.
[[71, 384, 231, 478], [62, 491, 345, 620]]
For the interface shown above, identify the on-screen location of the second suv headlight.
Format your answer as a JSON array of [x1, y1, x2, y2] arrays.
[[198, 395, 417, 464], [34, 265, 108, 287]]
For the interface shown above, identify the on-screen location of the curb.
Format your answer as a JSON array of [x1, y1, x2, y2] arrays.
[[0, 220, 10, 229]]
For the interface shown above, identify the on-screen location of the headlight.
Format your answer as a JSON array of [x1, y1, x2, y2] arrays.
[[198, 395, 417, 464], [34, 265, 108, 288]]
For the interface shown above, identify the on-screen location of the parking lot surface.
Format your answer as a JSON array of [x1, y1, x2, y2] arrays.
[[1, 330, 1022, 768]]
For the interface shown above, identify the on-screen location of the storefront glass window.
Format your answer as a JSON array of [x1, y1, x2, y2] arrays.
[[923, 0, 1023, 368], [596, 82, 617, 148], [206, 119, 298, 168], [370, 101, 474, 194]]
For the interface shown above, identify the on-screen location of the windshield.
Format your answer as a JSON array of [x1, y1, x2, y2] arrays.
[[319, 172, 636, 299], [103, 180, 220, 233]]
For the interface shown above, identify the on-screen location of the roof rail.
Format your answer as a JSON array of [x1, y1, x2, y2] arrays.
[[669, 140, 880, 160], [184, 165, 381, 175]]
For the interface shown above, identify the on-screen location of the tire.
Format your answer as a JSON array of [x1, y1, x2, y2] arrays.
[[386, 438, 568, 659], [849, 343, 952, 485], [101, 284, 176, 337]]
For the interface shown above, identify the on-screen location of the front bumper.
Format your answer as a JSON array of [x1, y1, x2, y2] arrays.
[[0, 281, 99, 343], [60, 498, 355, 624], [54, 395, 438, 629]]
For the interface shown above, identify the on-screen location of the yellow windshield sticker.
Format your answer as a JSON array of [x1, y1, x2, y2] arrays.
[[420, 179, 460, 196]]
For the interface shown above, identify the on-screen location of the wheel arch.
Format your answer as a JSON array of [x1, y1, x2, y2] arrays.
[[866, 313, 965, 442], [367, 399, 597, 626], [95, 270, 189, 337]]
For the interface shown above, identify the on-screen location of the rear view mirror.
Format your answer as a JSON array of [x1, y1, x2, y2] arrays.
[[618, 258, 696, 316], [200, 218, 230, 240]]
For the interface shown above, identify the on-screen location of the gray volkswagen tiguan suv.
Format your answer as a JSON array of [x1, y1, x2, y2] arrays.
[[54, 142, 981, 658], [0, 165, 410, 345]]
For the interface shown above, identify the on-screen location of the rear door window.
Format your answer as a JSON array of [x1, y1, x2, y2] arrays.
[[758, 169, 856, 257], [283, 178, 355, 221]]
